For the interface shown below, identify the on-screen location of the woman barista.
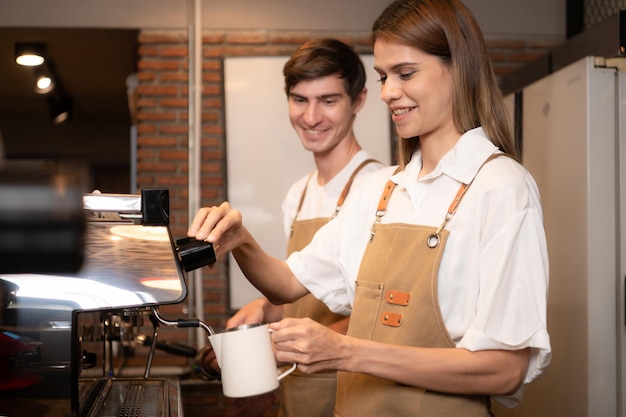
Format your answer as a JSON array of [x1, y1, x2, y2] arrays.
[[188, 0, 551, 415]]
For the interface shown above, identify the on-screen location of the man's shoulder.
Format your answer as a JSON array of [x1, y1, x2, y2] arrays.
[[351, 150, 387, 175]]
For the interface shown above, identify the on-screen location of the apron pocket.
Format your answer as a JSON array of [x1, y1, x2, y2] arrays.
[[348, 280, 384, 340]]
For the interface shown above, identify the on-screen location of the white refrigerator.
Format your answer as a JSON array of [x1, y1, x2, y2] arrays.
[[496, 56, 626, 416]]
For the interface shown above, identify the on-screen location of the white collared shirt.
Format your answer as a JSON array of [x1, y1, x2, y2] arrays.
[[286, 127, 551, 394]]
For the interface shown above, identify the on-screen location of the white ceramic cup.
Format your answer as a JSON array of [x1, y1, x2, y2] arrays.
[[208, 322, 296, 398]]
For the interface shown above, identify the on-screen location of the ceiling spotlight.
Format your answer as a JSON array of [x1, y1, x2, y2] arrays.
[[15, 42, 46, 67], [34, 68, 55, 94], [47, 95, 72, 125], [52, 101, 71, 124], [36, 74, 53, 92]]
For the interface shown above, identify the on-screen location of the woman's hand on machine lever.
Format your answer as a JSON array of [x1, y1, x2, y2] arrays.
[[187, 202, 245, 258]]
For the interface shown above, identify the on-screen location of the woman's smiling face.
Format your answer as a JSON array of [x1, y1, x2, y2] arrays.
[[373, 38, 456, 142]]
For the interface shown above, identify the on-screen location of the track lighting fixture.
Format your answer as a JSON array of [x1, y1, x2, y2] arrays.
[[15, 42, 46, 67], [15, 42, 71, 124]]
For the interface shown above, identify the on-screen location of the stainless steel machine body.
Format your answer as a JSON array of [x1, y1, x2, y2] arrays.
[[0, 186, 193, 417]]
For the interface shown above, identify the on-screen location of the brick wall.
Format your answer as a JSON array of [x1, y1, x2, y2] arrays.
[[135, 29, 562, 416]]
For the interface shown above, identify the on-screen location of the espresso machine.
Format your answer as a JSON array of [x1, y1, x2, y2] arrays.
[[0, 172, 215, 417]]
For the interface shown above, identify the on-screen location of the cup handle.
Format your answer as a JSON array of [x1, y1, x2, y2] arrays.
[[268, 327, 297, 380], [277, 363, 297, 380]]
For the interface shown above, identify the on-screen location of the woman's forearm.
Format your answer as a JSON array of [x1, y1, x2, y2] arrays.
[[342, 337, 530, 395], [271, 319, 529, 396], [188, 203, 308, 303], [231, 228, 308, 304]]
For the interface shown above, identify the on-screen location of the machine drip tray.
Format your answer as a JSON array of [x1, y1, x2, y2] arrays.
[[84, 378, 178, 417]]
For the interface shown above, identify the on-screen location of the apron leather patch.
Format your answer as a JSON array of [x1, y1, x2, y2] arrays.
[[385, 290, 411, 306], [380, 311, 404, 327]]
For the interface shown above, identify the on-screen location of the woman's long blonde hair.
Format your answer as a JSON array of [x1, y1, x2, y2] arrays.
[[371, 0, 516, 168]]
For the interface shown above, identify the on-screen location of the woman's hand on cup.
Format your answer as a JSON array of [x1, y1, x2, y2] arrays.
[[269, 317, 346, 374]]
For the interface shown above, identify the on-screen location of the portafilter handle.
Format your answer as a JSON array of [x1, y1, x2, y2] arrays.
[[175, 237, 216, 272]]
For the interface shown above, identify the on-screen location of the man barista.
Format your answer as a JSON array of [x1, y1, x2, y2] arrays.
[[197, 38, 384, 417]]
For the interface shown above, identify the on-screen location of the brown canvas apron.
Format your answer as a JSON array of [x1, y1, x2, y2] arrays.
[[279, 159, 378, 417], [335, 156, 503, 417]]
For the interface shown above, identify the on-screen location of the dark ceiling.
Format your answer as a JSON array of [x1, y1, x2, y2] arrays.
[[0, 27, 138, 170]]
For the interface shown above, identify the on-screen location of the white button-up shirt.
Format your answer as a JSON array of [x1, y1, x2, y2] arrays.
[[286, 127, 551, 400]]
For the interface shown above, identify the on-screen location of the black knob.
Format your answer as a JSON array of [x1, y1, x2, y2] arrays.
[[82, 350, 97, 369]]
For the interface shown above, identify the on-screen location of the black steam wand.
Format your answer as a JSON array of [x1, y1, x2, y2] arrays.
[[144, 306, 215, 378]]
